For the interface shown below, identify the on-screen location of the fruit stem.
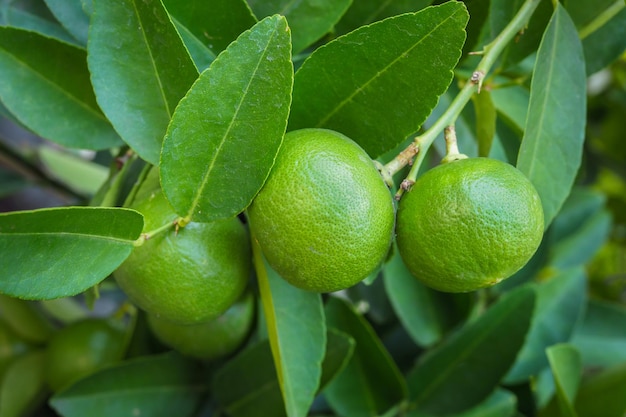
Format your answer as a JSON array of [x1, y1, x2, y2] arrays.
[[384, 0, 542, 195], [441, 125, 468, 163], [133, 218, 180, 247]]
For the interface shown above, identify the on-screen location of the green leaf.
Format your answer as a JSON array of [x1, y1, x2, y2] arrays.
[[546, 344, 582, 417], [491, 84, 529, 135], [88, 0, 198, 164], [37, 147, 109, 196], [323, 296, 407, 417], [516, 4, 587, 228], [0, 27, 121, 150], [0, 4, 79, 45], [407, 388, 517, 417], [247, 0, 352, 54], [571, 300, 626, 369], [472, 90, 497, 157], [49, 353, 206, 417], [43, 0, 90, 45], [504, 268, 586, 384], [407, 286, 536, 415], [564, 0, 620, 29], [254, 240, 326, 417], [581, 6, 626, 75], [160, 15, 293, 222], [0, 207, 143, 300], [319, 328, 355, 389], [288, 2, 469, 158], [172, 19, 216, 71], [574, 361, 626, 417], [333, 0, 434, 35], [545, 188, 612, 272], [0, 350, 46, 417], [500, 0, 554, 69], [213, 330, 354, 417], [383, 248, 449, 347], [162, 0, 257, 54], [213, 340, 286, 417]]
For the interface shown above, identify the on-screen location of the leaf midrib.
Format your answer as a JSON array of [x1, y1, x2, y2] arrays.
[[1, 231, 135, 244], [186, 22, 280, 220]]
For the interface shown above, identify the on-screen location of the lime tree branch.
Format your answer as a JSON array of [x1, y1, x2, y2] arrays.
[[382, 0, 543, 198]]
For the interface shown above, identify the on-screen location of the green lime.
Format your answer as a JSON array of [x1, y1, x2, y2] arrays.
[[248, 128, 395, 293], [147, 290, 254, 360], [44, 318, 125, 392], [114, 178, 251, 324], [396, 157, 544, 292]]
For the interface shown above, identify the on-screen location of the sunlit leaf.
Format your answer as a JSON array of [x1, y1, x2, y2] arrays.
[[289, 2, 469, 158], [160, 15, 293, 222]]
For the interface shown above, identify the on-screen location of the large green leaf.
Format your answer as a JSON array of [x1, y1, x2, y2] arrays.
[[160, 15, 293, 222], [504, 268, 586, 384], [383, 248, 450, 348], [408, 388, 517, 417], [43, 0, 90, 45], [333, 0, 434, 35], [288, 2, 469, 158], [213, 330, 354, 417], [571, 300, 626, 369], [247, 0, 352, 54], [162, 0, 256, 54], [0, 207, 143, 299], [0, 27, 120, 150], [544, 344, 582, 417], [490, 84, 529, 135], [88, 0, 198, 164], [581, 6, 626, 75], [0, 4, 79, 45], [49, 353, 206, 417], [407, 286, 535, 415], [516, 4, 587, 228], [323, 296, 407, 417], [546, 189, 612, 270], [574, 361, 626, 417], [213, 340, 286, 417], [254, 240, 326, 417]]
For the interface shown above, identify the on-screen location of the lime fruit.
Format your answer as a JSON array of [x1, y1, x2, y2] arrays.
[[248, 128, 395, 293], [396, 157, 544, 292], [147, 290, 254, 360], [44, 318, 125, 392], [114, 173, 251, 324]]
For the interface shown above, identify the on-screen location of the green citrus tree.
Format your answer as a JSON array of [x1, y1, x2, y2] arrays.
[[0, 0, 625, 416]]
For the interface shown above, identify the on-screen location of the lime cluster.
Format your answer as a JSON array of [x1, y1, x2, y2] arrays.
[[113, 129, 545, 361], [249, 129, 544, 294]]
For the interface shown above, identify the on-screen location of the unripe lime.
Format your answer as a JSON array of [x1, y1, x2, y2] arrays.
[[396, 157, 544, 292], [147, 290, 254, 360], [44, 318, 125, 392], [114, 183, 251, 324], [248, 128, 395, 293]]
